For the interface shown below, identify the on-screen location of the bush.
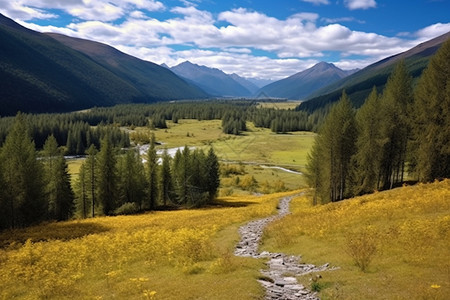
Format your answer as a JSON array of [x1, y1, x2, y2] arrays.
[[114, 202, 140, 215], [345, 229, 377, 272]]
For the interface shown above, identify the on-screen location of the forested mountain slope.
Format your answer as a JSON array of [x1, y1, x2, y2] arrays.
[[298, 31, 450, 113], [257, 62, 357, 100], [0, 14, 207, 116]]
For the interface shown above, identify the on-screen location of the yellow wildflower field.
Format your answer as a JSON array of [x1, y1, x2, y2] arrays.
[[0, 191, 298, 300], [263, 179, 450, 299]]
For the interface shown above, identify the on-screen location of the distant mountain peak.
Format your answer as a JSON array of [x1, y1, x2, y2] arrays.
[[257, 61, 354, 100]]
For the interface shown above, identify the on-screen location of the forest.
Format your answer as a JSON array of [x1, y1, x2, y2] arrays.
[[0, 40, 448, 230], [306, 39, 450, 204]]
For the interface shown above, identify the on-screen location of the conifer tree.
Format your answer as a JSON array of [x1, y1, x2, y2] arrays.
[[306, 91, 357, 203], [159, 148, 173, 206], [354, 87, 383, 194], [96, 135, 118, 215], [378, 60, 413, 189], [146, 133, 158, 209], [85, 144, 97, 217], [42, 135, 74, 221], [205, 147, 220, 202], [0, 113, 45, 228], [413, 40, 450, 181], [117, 148, 146, 210]]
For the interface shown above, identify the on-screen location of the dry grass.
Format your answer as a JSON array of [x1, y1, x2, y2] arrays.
[[0, 191, 300, 300], [262, 180, 450, 299]]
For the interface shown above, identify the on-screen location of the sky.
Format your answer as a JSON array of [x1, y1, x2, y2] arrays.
[[1, 0, 449, 80]]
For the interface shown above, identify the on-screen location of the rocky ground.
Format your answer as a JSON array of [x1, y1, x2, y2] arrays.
[[235, 196, 333, 300]]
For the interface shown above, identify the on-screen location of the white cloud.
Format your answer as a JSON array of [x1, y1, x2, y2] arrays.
[[344, 0, 377, 10], [0, 0, 164, 21], [415, 23, 450, 40], [5, 1, 448, 80]]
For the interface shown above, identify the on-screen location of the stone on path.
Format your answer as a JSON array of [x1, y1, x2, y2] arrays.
[[234, 195, 334, 300]]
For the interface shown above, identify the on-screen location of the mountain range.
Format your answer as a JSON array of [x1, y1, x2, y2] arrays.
[[298, 31, 450, 112], [170, 61, 259, 97], [0, 12, 448, 116], [0, 13, 207, 116], [256, 62, 358, 99]]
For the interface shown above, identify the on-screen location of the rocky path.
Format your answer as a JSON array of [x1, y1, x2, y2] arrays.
[[235, 196, 331, 300]]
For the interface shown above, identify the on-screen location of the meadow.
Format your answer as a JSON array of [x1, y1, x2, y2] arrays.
[[262, 180, 450, 299], [0, 191, 301, 300]]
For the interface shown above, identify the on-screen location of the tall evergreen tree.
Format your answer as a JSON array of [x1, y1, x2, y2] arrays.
[[96, 135, 118, 215], [378, 60, 413, 189], [42, 135, 74, 221], [306, 91, 357, 203], [85, 144, 98, 217], [205, 147, 220, 202], [0, 113, 45, 228], [74, 164, 89, 219], [146, 134, 158, 210], [413, 40, 450, 181], [354, 87, 383, 194], [159, 148, 173, 206], [117, 148, 146, 210]]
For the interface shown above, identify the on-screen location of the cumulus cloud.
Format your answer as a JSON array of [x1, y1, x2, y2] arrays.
[[344, 0, 377, 10], [4, 1, 447, 79], [415, 23, 450, 40], [0, 0, 164, 21]]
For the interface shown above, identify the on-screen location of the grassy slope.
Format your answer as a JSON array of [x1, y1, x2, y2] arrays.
[[0, 191, 299, 300], [262, 180, 450, 299]]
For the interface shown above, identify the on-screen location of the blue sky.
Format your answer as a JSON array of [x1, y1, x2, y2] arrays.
[[1, 0, 449, 80]]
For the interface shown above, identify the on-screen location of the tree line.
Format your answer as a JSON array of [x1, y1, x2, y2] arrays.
[[0, 100, 330, 150], [74, 135, 220, 218], [306, 40, 450, 204], [0, 115, 220, 229]]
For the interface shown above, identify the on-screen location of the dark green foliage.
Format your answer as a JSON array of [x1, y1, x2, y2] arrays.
[[146, 134, 158, 210], [299, 32, 449, 114], [377, 60, 413, 189], [412, 39, 450, 181], [171, 146, 220, 207], [42, 135, 74, 221], [353, 87, 383, 194], [117, 148, 146, 211], [96, 136, 118, 215], [0, 14, 207, 116], [159, 148, 174, 206], [205, 148, 220, 202], [0, 113, 45, 228], [306, 91, 358, 203]]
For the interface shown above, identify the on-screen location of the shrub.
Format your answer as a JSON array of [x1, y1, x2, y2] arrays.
[[345, 229, 377, 272], [114, 202, 140, 215]]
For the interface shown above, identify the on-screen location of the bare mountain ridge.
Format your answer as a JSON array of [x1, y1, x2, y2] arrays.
[[170, 61, 256, 97]]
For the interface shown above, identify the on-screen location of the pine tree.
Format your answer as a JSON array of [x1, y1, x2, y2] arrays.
[[205, 147, 220, 202], [0, 113, 45, 228], [96, 135, 118, 215], [85, 144, 97, 217], [74, 164, 89, 219], [42, 135, 74, 221], [146, 133, 158, 210], [117, 148, 146, 210], [378, 60, 413, 189], [354, 87, 383, 194], [159, 148, 173, 206], [413, 40, 450, 181], [306, 91, 357, 203]]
